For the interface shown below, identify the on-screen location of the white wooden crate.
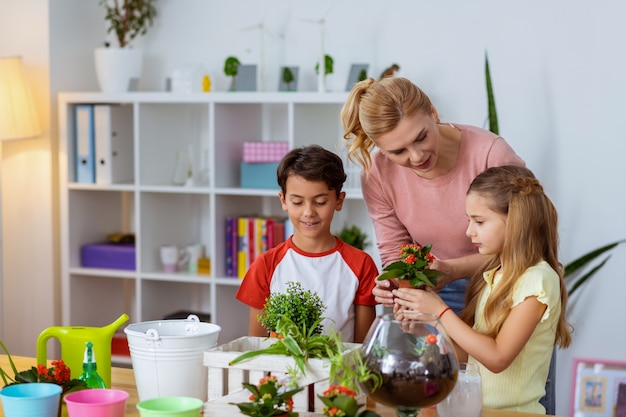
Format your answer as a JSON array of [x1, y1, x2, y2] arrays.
[[203, 336, 359, 413]]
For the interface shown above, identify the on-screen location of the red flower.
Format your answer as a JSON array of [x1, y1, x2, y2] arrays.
[[36, 364, 49, 378]]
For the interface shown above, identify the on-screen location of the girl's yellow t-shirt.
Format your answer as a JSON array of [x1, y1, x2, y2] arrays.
[[469, 260, 561, 413]]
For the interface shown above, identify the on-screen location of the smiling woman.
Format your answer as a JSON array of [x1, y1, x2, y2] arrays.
[[341, 76, 525, 315]]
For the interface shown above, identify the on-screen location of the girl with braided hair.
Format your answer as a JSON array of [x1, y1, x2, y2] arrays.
[[393, 165, 572, 413]]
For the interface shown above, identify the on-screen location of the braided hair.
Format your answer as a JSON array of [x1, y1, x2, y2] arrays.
[[461, 165, 572, 348]]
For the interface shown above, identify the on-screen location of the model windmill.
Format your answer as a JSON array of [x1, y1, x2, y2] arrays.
[[240, 8, 284, 92], [301, 1, 335, 93]]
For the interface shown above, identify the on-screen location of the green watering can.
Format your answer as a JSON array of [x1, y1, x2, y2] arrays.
[[36, 314, 129, 388]]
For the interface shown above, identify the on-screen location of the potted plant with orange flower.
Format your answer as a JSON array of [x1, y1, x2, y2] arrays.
[[0, 341, 86, 395], [233, 375, 303, 417], [377, 243, 445, 288]]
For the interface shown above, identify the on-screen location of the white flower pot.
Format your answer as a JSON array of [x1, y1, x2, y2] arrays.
[[94, 47, 143, 93]]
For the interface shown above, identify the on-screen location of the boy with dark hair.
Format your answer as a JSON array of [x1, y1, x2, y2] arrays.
[[236, 145, 378, 342]]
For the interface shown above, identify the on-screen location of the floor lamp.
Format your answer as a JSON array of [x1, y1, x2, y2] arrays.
[[0, 56, 42, 340]]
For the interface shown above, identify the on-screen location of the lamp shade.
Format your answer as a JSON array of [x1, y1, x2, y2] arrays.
[[0, 56, 41, 140]]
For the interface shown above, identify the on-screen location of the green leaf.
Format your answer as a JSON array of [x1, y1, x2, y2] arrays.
[[564, 239, 625, 297], [485, 51, 499, 135], [567, 256, 611, 297], [377, 268, 405, 281], [229, 343, 288, 366], [564, 240, 625, 276], [423, 268, 445, 278]]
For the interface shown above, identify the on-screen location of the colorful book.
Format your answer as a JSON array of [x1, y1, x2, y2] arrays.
[[237, 217, 248, 278], [225, 217, 235, 277], [273, 218, 287, 247]]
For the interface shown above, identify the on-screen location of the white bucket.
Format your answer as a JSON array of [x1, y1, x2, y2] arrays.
[[124, 315, 221, 401]]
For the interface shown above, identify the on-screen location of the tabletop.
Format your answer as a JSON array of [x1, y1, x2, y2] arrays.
[[0, 355, 558, 417]]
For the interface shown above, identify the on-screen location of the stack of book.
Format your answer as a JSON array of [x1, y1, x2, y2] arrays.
[[225, 216, 292, 278]]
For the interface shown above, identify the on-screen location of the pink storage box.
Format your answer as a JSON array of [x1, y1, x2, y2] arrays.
[[243, 142, 289, 163]]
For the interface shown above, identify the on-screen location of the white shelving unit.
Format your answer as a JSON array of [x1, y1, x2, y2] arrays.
[[58, 92, 378, 353]]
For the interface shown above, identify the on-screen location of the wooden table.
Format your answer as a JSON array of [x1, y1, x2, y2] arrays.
[[0, 355, 558, 417]]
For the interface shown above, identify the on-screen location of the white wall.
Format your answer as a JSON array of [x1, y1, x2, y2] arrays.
[[2, 0, 624, 415], [0, 0, 56, 356]]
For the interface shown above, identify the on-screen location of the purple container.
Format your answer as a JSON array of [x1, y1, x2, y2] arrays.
[[81, 243, 136, 270]]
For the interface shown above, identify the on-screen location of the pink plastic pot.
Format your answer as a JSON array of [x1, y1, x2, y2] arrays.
[[64, 388, 129, 417]]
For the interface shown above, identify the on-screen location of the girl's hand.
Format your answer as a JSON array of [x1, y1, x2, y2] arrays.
[[373, 276, 399, 307], [392, 286, 447, 317]]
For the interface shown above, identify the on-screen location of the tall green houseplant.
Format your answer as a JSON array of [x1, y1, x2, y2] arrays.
[[100, 0, 157, 48], [484, 51, 624, 296], [485, 52, 499, 135]]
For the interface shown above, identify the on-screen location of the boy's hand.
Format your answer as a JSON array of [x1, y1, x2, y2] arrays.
[[373, 275, 398, 307]]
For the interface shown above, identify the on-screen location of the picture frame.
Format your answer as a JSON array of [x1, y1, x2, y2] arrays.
[[278, 66, 299, 92], [345, 63, 369, 91], [571, 358, 626, 417], [234, 64, 257, 92]]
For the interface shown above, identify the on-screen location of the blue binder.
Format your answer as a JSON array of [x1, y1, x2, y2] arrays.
[[75, 104, 95, 183]]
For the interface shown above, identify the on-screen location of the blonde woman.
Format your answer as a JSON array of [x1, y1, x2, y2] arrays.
[[342, 76, 524, 314]]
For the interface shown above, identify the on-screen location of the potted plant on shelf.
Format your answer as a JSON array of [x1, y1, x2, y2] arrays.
[[314, 54, 334, 92], [224, 56, 241, 91], [95, 0, 157, 92], [337, 224, 370, 250]]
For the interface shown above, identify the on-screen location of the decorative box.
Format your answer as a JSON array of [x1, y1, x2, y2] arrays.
[[80, 242, 136, 270], [240, 162, 279, 189], [243, 142, 289, 163]]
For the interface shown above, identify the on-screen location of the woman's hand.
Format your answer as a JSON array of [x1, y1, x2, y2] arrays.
[[373, 275, 398, 307], [392, 286, 447, 318]]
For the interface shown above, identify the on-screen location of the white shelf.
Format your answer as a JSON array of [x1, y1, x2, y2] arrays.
[[58, 92, 375, 345]]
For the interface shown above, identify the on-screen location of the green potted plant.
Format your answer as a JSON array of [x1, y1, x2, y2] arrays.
[[257, 281, 326, 336], [232, 375, 303, 417], [484, 52, 624, 297], [95, 0, 157, 92], [282, 67, 295, 91], [314, 330, 382, 417], [100, 0, 157, 48], [230, 282, 335, 376], [224, 56, 242, 91], [315, 54, 334, 92], [337, 225, 370, 250]]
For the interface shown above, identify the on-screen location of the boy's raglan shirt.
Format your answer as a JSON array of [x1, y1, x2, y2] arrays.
[[236, 236, 378, 342]]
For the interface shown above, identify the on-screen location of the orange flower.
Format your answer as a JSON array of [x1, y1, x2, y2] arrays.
[[378, 243, 444, 288]]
